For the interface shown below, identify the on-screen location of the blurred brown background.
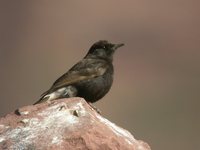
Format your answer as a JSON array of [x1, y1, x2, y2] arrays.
[[0, 1, 200, 149]]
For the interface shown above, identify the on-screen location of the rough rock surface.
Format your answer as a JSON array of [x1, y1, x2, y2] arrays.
[[0, 97, 151, 150]]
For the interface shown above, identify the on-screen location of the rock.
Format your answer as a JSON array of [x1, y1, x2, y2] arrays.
[[0, 97, 151, 150]]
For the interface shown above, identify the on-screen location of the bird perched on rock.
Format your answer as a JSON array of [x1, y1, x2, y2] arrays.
[[34, 40, 124, 105]]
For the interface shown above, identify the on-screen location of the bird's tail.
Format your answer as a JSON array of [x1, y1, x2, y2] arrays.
[[33, 86, 77, 105], [33, 90, 51, 105]]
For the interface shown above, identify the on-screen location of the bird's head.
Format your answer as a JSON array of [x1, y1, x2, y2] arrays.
[[85, 40, 124, 61]]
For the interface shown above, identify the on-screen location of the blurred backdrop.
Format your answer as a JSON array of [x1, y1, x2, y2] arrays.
[[0, 1, 200, 149]]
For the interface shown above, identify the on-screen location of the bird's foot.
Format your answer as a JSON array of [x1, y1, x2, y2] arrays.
[[88, 103, 101, 114]]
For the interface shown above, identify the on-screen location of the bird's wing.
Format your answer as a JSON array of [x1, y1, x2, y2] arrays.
[[49, 59, 109, 91]]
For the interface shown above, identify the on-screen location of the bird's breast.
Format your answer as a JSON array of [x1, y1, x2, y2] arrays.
[[76, 66, 113, 103]]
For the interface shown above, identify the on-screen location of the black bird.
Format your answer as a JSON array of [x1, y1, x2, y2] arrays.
[[34, 40, 124, 105]]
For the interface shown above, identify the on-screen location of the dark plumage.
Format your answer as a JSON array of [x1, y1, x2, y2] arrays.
[[34, 40, 124, 104]]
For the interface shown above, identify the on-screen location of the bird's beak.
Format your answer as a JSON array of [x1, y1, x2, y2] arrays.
[[113, 43, 124, 50]]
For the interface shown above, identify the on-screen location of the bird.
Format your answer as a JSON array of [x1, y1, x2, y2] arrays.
[[34, 40, 124, 105]]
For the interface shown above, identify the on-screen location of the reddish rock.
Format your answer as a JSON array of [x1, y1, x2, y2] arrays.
[[0, 98, 151, 150]]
